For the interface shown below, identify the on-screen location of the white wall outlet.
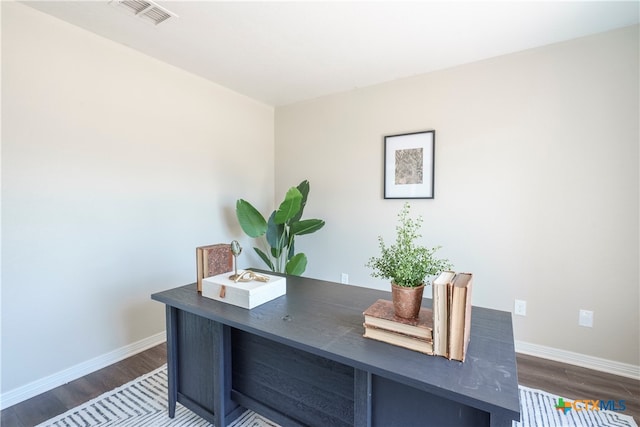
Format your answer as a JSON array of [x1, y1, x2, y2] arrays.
[[341, 273, 349, 284], [514, 300, 527, 316], [579, 309, 594, 327]]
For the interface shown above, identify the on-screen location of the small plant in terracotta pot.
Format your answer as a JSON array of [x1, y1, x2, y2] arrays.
[[366, 203, 452, 318]]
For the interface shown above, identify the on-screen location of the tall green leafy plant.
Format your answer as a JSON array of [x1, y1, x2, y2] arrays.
[[236, 180, 325, 275]]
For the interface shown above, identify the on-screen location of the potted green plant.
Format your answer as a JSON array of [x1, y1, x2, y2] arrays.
[[366, 202, 452, 318], [236, 180, 325, 276]]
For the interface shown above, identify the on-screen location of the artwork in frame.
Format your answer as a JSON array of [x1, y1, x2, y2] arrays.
[[384, 130, 435, 199]]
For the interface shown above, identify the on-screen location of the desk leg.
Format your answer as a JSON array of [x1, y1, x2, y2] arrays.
[[354, 369, 372, 427], [212, 321, 231, 427], [165, 306, 178, 418]]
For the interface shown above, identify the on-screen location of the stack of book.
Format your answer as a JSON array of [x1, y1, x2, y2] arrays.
[[362, 271, 474, 362], [363, 299, 434, 355], [432, 271, 473, 362]]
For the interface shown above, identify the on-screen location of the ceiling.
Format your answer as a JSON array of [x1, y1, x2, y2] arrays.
[[21, 1, 640, 107]]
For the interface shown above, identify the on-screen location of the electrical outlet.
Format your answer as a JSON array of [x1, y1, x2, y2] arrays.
[[579, 309, 594, 327], [514, 300, 527, 316], [341, 273, 349, 284]]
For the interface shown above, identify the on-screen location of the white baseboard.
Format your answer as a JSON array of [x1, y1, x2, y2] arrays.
[[515, 340, 640, 380], [0, 332, 166, 410]]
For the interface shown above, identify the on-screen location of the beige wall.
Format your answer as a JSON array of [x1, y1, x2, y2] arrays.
[[2, 0, 638, 403], [2, 2, 274, 394], [275, 25, 639, 365]]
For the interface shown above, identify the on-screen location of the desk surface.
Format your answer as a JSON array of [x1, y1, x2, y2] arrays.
[[152, 273, 520, 422]]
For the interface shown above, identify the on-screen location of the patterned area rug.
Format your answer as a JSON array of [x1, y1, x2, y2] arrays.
[[38, 365, 637, 427], [516, 385, 636, 427]]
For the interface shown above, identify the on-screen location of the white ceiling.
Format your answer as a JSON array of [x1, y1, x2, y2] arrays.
[[21, 1, 640, 106]]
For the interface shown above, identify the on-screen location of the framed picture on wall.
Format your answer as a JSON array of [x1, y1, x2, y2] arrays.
[[384, 130, 435, 199]]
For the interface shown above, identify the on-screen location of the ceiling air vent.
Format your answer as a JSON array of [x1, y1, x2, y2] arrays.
[[111, 0, 178, 26]]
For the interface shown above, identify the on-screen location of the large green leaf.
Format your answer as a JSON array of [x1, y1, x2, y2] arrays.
[[285, 253, 307, 275], [290, 219, 325, 236], [291, 180, 310, 222], [253, 247, 274, 271], [265, 211, 284, 251], [236, 199, 267, 238], [271, 246, 282, 259], [274, 187, 302, 224]]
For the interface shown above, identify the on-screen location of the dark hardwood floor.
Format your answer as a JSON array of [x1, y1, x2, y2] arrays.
[[1, 344, 167, 427], [2, 344, 638, 426], [516, 353, 639, 422]]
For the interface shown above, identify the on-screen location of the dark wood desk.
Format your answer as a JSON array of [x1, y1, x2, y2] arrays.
[[151, 274, 520, 427]]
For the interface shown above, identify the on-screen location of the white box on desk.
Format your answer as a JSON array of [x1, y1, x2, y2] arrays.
[[201, 271, 286, 309]]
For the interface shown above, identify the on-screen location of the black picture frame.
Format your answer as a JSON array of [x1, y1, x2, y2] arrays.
[[384, 130, 435, 199]]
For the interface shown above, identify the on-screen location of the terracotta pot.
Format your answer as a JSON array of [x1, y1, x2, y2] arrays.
[[391, 283, 425, 319]]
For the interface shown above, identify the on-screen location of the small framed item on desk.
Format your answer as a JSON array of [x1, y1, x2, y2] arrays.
[[196, 244, 233, 292], [201, 271, 286, 309]]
